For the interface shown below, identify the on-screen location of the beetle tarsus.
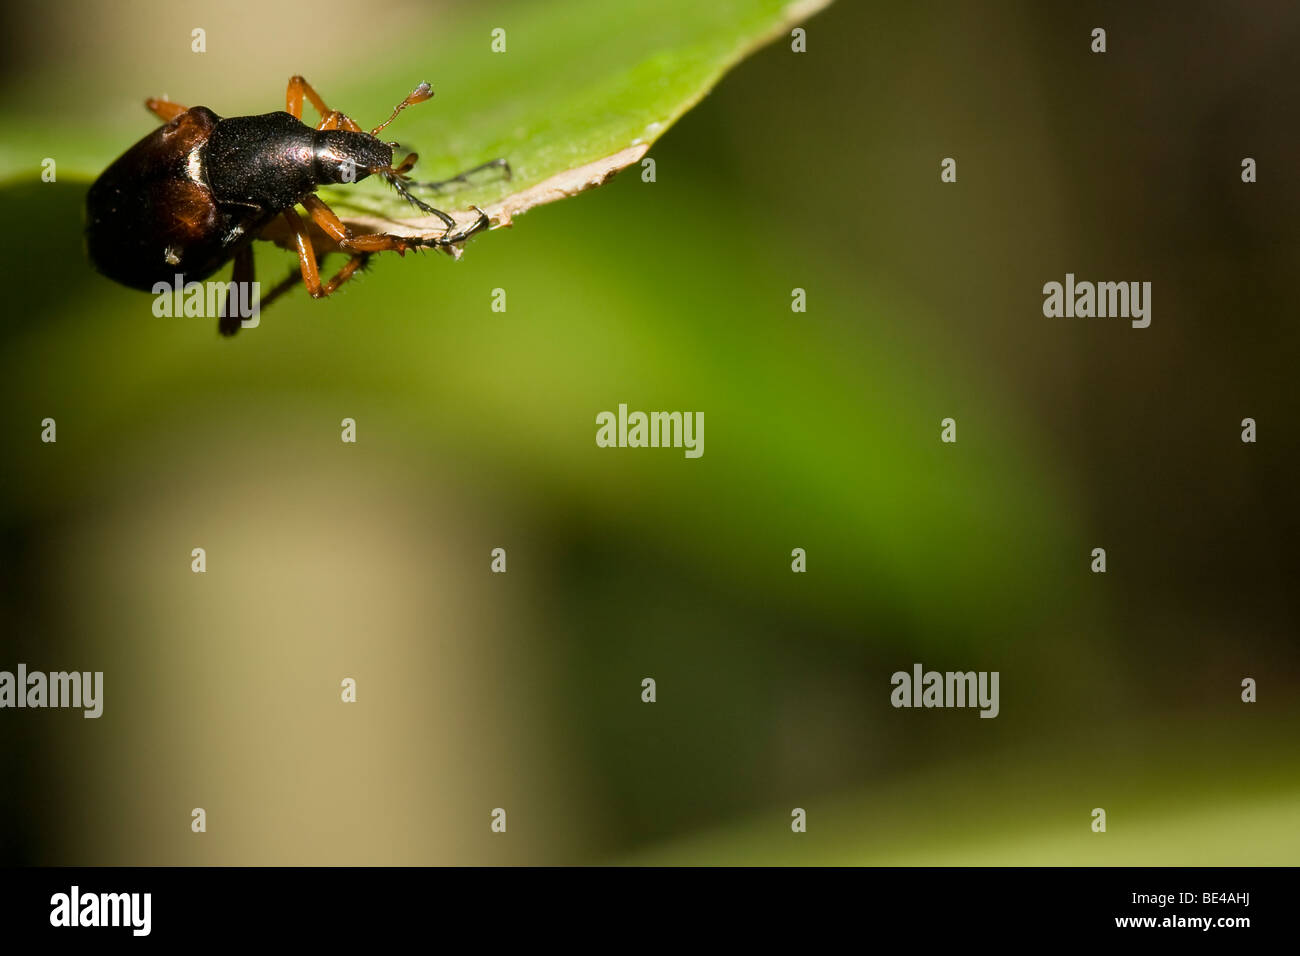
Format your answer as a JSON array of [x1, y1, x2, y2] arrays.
[[418, 205, 491, 247]]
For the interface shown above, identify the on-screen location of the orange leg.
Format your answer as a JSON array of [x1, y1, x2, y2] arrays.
[[390, 152, 419, 175], [145, 97, 188, 122], [302, 193, 489, 252], [315, 110, 365, 133], [282, 208, 324, 296], [321, 254, 372, 294], [258, 254, 372, 306], [281, 207, 374, 299], [285, 75, 331, 121], [301, 195, 417, 254]]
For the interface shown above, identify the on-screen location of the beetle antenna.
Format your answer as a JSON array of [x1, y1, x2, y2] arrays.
[[371, 81, 433, 135]]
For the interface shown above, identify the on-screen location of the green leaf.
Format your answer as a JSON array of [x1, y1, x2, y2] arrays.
[[1, 0, 831, 239]]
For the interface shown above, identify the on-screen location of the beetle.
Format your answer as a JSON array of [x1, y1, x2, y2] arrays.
[[85, 75, 509, 335]]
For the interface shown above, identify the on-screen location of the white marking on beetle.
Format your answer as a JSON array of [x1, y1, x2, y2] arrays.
[[186, 146, 203, 183]]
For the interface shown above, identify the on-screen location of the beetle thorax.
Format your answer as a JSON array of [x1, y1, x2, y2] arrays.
[[203, 111, 321, 210]]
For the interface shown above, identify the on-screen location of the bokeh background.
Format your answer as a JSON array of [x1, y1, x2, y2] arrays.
[[0, 0, 1297, 864]]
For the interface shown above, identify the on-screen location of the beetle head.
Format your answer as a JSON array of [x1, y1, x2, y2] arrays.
[[313, 83, 445, 216], [312, 130, 394, 185]]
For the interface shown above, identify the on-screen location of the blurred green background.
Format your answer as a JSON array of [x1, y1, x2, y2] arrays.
[[0, 0, 1297, 865]]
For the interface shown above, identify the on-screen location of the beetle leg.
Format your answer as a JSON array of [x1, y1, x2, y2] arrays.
[[301, 194, 432, 254], [301, 195, 359, 244], [283, 205, 378, 301], [435, 205, 492, 244], [411, 158, 513, 193], [218, 245, 255, 336], [286, 75, 332, 122], [259, 253, 372, 306], [303, 194, 487, 258], [316, 110, 366, 134], [390, 153, 419, 176], [287, 76, 367, 135], [394, 205, 489, 245], [320, 254, 373, 295], [145, 97, 188, 122], [282, 207, 327, 297]]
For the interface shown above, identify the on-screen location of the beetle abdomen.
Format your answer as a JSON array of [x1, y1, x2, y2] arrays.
[[86, 106, 266, 291]]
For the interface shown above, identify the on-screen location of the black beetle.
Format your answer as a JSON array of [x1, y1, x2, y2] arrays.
[[85, 75, 509, 335]]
